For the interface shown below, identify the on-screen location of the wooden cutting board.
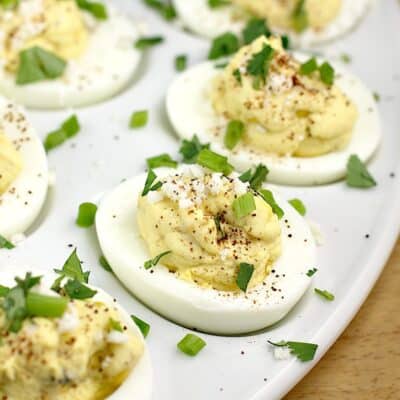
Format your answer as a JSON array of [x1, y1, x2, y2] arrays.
[[285, 238, 400, 400]]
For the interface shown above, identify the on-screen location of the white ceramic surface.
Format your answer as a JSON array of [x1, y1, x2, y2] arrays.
[[0, 0, 399, 399]]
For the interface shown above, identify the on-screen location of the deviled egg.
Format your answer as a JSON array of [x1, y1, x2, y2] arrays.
[[173, 0, 372, 45], [0, 261, 152, 400], [0, 95, 48, 241], [167, 36, 381, 185], [96, 163, 317, 334], [0, 0, 142, 108]]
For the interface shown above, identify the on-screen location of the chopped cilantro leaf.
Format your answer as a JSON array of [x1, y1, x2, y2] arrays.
[[242, 18, 271, 44], [208, 32, 239, 60], [268, 340, 318, 362], [346, 155, 376, 188]]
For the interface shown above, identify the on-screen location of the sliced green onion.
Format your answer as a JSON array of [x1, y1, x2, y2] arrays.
[[76, 0, 107, 19], [259, 189, 284, 219], [232, 192, 256, 219], [236, 262, 254, 292], [314, 288, 335, 301], [26, 292, 68, 318], [135, 36, 164, 49], [76, 202, 97, 228], [224, 120, 244, 150], [17, 46, 66, 85], [142, 169, 162, 196], [0, 234, 14, 249], [44, 115, 80, 152], [130, 110, 148, 129], [208, 32, 239, 60], [291, 0, 309, 33], [175, 54, 187, 71], [131, 315, 151, 338], [143, 0, 176, 20], [319, 62, 335, 85], [208, 0, 230, 8], [109, 318, 123, 332], [177, 333, 206, 356], [197, 148, 233, 175], [179, 135, 210, 164], [147, 153, 178, 169], [239, 164, 269, 191], [144, 250, 172, 270], [281, 35, 290, 49], [306, 268, 318, 277], [288, 198, 306, 216], [299, 57, 318, 75], [0, 285, 10, 297]]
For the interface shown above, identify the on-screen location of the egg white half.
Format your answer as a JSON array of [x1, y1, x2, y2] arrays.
[[172, 0, 372, 45], [0, 97, 48, 239], [0, 265, 153, 400], [0, 4, 142, 109], [166, 56, 381, 186], [96, 166, 317, 335]]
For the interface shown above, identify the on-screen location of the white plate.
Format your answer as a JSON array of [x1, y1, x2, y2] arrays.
[[0, 0, 399, 399]]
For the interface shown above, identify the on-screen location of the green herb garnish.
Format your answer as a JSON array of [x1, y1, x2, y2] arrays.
[[143, 0, 176, 20], [340, 53, 352, 64], [175, 54, 187, 71], [291, 0, 309, 33], [373, 92, 380, 102], [131, 315, 151, 338], [179, 135, 210, 164], [239, 164, 269, 191], [16, 46, 66, 85], [246, 44, 275, 89], [258, 189, 284, 219], [130, 110, 148, 129], [288, 198, 306, 216], [142, 169, 163, 196], [144, 250, 172, 270], [208, 32, 239, 60], [224, 120, 244, 150], [0, 0, 19, 9], [346, 155, 376, 188], [214, 215, 227, 241], [64, 279, 97, 300], [314, 288, 335, 301], [76, 202, 97, 228], [197, 148, 233, 175], [44, 114, 80, 152], [319, 62, 335, 85], [233, 68, 242, 84], [236, 262, 254, 292], [0, 234, 14, 249], [135, 36, 164, 49], [177, 333, 206, 356], [76, 0, 107, 19], [208, 0, 230, 8], [242, 18, 271, 44], [306, 268, 318, 277], [268, 340, 318, 362], [299, 57, 318, 75], [26, 292, 68, 318], [232, 192, 256, 219], [147, 153, 178, 169]]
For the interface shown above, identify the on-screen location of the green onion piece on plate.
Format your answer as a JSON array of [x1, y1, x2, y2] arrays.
[[177, 333, 206, 356], [76, 202, 97, 228], [131, 315, 151, 338]]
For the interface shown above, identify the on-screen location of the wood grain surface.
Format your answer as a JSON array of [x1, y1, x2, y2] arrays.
[[285, 238, 400, 400]]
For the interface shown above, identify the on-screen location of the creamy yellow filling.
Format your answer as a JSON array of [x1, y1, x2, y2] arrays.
[[0, 0, 89, 72], [0, 132, 22, 195], [231, 0, 342, 31], [211, 36, 358, 157], [0, 300, 143, 400], [137, 172, 281, 292]]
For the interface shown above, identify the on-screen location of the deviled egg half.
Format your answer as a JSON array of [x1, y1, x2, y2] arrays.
[[0, 95, 48, 242], [173, 0, 372, 45], [0, 259, 152, 400], [0, 0, 142, 108], [96, 163, 317, 335], [167, 36, 381, 185]]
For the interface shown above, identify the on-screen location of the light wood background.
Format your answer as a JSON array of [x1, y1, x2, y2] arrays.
[[285, 238, 400, 400]]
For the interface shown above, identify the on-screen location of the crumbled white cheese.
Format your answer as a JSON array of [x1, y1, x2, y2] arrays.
[[220, 248, 230, 261], [209, 173, 223, 194], [179, 197, 194, 209], [233, 178, 248, 196], [107, 331, 128, 344], [58, 304, 79, 334]]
